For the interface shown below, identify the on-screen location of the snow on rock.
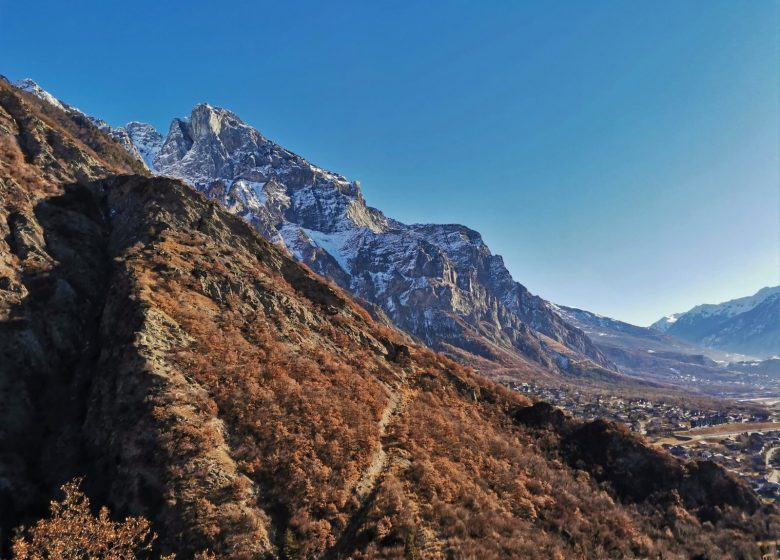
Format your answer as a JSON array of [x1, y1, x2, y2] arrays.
[[301, 228, 355, 274], [121, 122, 164, 169], [651, 314, 680, 332], [15, 78, 69, 112]]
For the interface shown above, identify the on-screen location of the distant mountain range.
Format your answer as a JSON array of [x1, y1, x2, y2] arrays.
[[652, 286, 780, 359], [557, 305, 780, 397]]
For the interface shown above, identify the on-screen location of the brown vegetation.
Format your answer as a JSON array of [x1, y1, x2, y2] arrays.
[[8, 480, 219, 560], [9, 479, 158, 560]]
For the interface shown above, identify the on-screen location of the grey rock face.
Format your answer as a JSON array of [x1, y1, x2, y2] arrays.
[[123, 122, 164, 169]]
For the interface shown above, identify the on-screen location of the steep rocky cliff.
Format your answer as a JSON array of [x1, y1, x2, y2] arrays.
[[1, 77, 778, 559]]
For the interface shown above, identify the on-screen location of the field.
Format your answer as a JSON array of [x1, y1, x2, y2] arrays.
[[654, 422, 780, 447]]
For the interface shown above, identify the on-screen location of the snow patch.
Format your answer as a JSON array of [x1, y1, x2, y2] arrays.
[[302, 228, 355, 273]]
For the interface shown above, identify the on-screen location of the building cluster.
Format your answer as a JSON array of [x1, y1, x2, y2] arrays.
[[663, 431, 780, 500], [507, 381, 768, 435]]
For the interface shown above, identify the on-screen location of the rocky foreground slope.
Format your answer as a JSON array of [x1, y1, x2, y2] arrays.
[[1, 79, 779, 559]]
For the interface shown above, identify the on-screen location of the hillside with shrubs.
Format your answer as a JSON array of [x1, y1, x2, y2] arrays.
[[1, 78, 778, 559]]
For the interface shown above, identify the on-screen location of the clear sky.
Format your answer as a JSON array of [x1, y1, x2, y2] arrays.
[[1, 0, 778, 325]]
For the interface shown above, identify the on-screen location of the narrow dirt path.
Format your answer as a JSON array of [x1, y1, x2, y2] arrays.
[[765, 446, 780, 483], [322, 377, 412, 559], [353, 388, 401, 498]]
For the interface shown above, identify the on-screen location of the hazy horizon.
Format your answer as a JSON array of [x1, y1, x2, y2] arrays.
[[2, 0, 778, 326]]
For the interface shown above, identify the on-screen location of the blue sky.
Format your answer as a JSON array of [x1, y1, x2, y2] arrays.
[[1, 0, 778, 325]]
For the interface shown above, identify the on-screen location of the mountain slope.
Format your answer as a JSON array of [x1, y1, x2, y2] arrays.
[[1, 77, 777, 559], [11, 78, 614, 376], [12, 78, 148, 164], [557, 306, 776, 396], [652, 287, 780, 359]]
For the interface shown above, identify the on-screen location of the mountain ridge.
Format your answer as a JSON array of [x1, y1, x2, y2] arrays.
[[14, 78, 614, 377]]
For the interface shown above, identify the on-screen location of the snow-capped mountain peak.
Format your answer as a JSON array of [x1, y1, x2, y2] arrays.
[[14, 78, 68, 111], [121, 122, 163, 169], [686, 286, 780, 319], [651, 286, 780, 358], [651, 313, 681, 332]]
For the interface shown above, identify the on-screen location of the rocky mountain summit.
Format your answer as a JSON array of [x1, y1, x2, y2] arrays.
[[122, 121, 164, 169], [652, 286, 780, 359], [108, 98, 612, 374], [2, 76, 776, 559]]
